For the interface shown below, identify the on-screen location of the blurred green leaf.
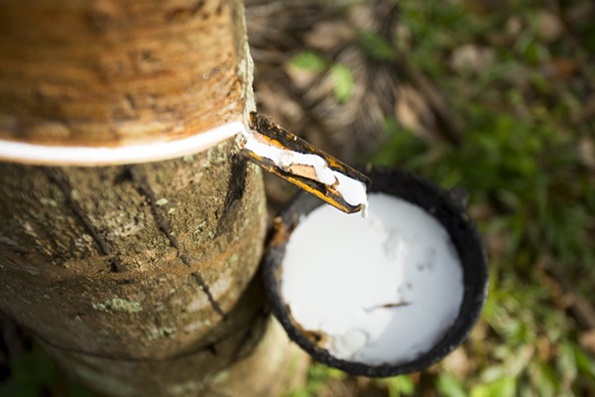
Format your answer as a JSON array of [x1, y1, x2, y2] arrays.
[[385, 375, 414, 397], [529, 362, 558, 397], [575, 345, 595, 380], [471, 377, 516, 397], [289, 51, 327, 71], [358, 31, 397, 61], [284, 363, 340, 397], [285, 389, 311, 397], [371, 118, 429, 166], [436, 373, 467, 397], [331, 64, 354, 103]]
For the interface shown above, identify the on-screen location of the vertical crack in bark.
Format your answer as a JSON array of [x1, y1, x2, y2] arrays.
[[190, 272, 226, 319], [216, 155, 247, 236], [46, 168, 124, 272], [126, 165, 225, 319]]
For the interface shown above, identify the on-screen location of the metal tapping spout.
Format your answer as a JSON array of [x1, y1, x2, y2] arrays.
[[239, 112, 371, 215]]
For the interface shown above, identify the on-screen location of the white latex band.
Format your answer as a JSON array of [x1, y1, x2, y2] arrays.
[[0, 122, 244, 166]]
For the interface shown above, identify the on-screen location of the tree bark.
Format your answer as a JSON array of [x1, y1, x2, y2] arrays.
[[0, 0, 304, 395], [0, 0, 250, 146]]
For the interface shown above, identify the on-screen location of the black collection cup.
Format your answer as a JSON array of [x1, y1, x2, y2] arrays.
[[262, 166, 489, 377]]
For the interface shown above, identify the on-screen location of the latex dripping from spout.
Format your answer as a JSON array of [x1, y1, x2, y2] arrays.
[[239, 112, 371, 216]]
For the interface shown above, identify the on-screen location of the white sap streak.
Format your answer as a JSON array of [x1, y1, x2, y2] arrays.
[[242, 131, 368, 210], [0, 122, 243, 166], [280, 193, 464, 365]]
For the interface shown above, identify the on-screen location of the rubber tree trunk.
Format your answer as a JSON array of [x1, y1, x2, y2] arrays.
[[0, 1, 303, 396]]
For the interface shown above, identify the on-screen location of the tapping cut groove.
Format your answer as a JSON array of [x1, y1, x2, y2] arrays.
[[46, 168, 124, 272], [127, 165, 225, 319]]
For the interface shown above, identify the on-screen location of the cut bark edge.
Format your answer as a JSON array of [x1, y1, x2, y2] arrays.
[[0, 122, 245, 167]]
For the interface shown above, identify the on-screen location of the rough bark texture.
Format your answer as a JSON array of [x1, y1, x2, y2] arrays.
[[0, 140, 286, 396], [0, 143, 266, 355], [0, 0, 306, 395]]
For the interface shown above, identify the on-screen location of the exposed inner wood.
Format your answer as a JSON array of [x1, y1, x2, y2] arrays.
[[0, 0, 244, 147]]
